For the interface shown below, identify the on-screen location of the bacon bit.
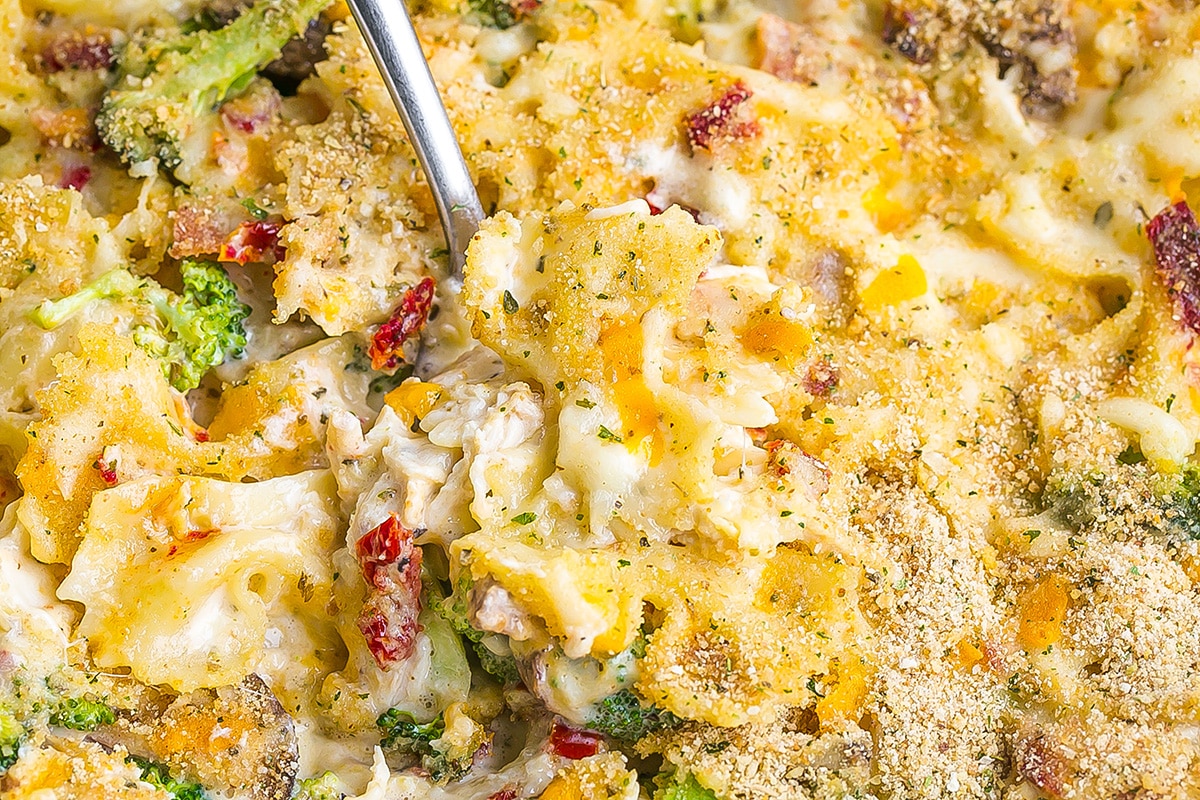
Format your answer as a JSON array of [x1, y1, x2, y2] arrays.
[[94, 454, 118, 486], [1147, 200, 1200, 334], [170, 205, 228, 258], [58, 165, 92, 192], [685, 82, 760, 152], [356, 516, 423, 668], [219, 220, 285, 265], [40, 29, 115, 72], [803, 359, 839, 396], [1014, 733, 1067, 797], [548, 721, 603, 759], [370, 277, 436, 372]]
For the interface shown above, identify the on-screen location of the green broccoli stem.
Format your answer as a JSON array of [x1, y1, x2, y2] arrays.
[[29, 269, 144, 329], [28, 261, 249, 392], [150, 0, 330, 114]]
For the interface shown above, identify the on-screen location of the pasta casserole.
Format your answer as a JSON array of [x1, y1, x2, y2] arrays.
[[1, 0, 1200, 798]]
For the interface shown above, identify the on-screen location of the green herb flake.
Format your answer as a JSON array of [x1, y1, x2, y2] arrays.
[[598, 425, 623, 443]]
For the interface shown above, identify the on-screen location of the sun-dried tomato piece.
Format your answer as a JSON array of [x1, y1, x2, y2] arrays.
[[369, 277, 436, 372], [548, 721, 603, 759], [58, 165, 91, 192], [356, 516, 423, 668], [94, 453, 118, 486], [218, 220, 285, 265], [356, 516, 415, 589], [1147, 200, 1200, 334], [486, 789, 518, 800], [40, 29, 115, 72], [685, 82, 760, 152], [358, 592, 422, 667]]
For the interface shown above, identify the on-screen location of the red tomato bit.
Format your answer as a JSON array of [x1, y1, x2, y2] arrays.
[[355, 516, 424, 668], [1147, 200, 1200, 335], [58, 165, 92, 192], [685, 82, 760, 152], [548, 721, 603, 759], [358, 594, 422, 667], [369, 277, 436, 372], [219, 220, 285, 265], [94, 454, 118, 486]]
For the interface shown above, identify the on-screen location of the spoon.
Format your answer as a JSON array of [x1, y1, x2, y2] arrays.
[[345, 0, 484, 282]]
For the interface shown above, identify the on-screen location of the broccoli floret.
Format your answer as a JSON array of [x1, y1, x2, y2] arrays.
[[432, 575, 521, 683], [587, 690, 679, 742], [467, 0, 524, 29], [30, 260, 250, 391], [1043, 463, 1200, 543], [293, 772, 342, 800], [377, 708, 444, 750], [0, 708, 25, 774], [376, 708, 483, 783], [50, 696, 116, 731], [469, 636, 520, 683], [97, 0, 329, 169], [132, 757, 208, 800], [653, 773, 719, 800], [1164, 464, 1200, 540]]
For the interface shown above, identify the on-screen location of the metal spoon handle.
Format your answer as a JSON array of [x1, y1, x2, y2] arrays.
[[346, 0, 483, 281]]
